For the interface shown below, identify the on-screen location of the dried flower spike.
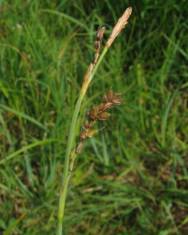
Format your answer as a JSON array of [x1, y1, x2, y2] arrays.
[[94, 26, 106, 64], [106, 7, 132, 48], [81, 27, 106, 92]]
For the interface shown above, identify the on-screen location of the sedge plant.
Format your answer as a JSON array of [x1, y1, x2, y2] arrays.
[[57, 7, 132, 235]]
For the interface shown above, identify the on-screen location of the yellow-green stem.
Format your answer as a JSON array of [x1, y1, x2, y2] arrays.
[[57, 47, 108, 235]]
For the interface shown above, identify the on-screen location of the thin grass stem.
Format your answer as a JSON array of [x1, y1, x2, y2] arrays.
[[57, 46, 109, 235]]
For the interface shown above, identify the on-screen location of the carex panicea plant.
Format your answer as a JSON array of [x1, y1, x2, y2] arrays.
[[57, 7, 132, 235]]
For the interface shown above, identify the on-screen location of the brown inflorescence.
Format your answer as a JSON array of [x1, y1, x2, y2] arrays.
[[106, 7, 132, 48], [94, 26, 106, 65], [75, 90, 121, 155]]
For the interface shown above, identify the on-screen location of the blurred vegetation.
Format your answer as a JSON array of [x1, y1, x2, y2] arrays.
[[0, 0, 188, 234]]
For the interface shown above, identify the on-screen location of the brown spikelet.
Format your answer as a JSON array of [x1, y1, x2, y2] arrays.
[[106, 7, 132, 48], [94, 26, 106, 64], [81, 27, 106, 93], [97, 111, 110, 121], [88, 91, 122, 121], [74, 90, 121, 158], [103, 90, 122, 105], [88, 105, 110, 121]]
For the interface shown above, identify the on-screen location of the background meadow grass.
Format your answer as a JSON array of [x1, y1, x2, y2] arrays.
[[0, 0, 188, 234]]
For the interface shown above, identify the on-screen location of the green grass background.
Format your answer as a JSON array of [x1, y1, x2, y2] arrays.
[[0, 0, 188, 234]]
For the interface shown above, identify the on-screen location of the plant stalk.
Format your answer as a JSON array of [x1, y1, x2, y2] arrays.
[[57, 47, 108, 235]]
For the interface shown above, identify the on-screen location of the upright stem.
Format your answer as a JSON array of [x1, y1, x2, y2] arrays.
[[57, 47, 108, 235], [56, 6, 133, 233]]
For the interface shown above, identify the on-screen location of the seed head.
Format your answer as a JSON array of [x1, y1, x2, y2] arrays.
[[106, 7, 132, 48]]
